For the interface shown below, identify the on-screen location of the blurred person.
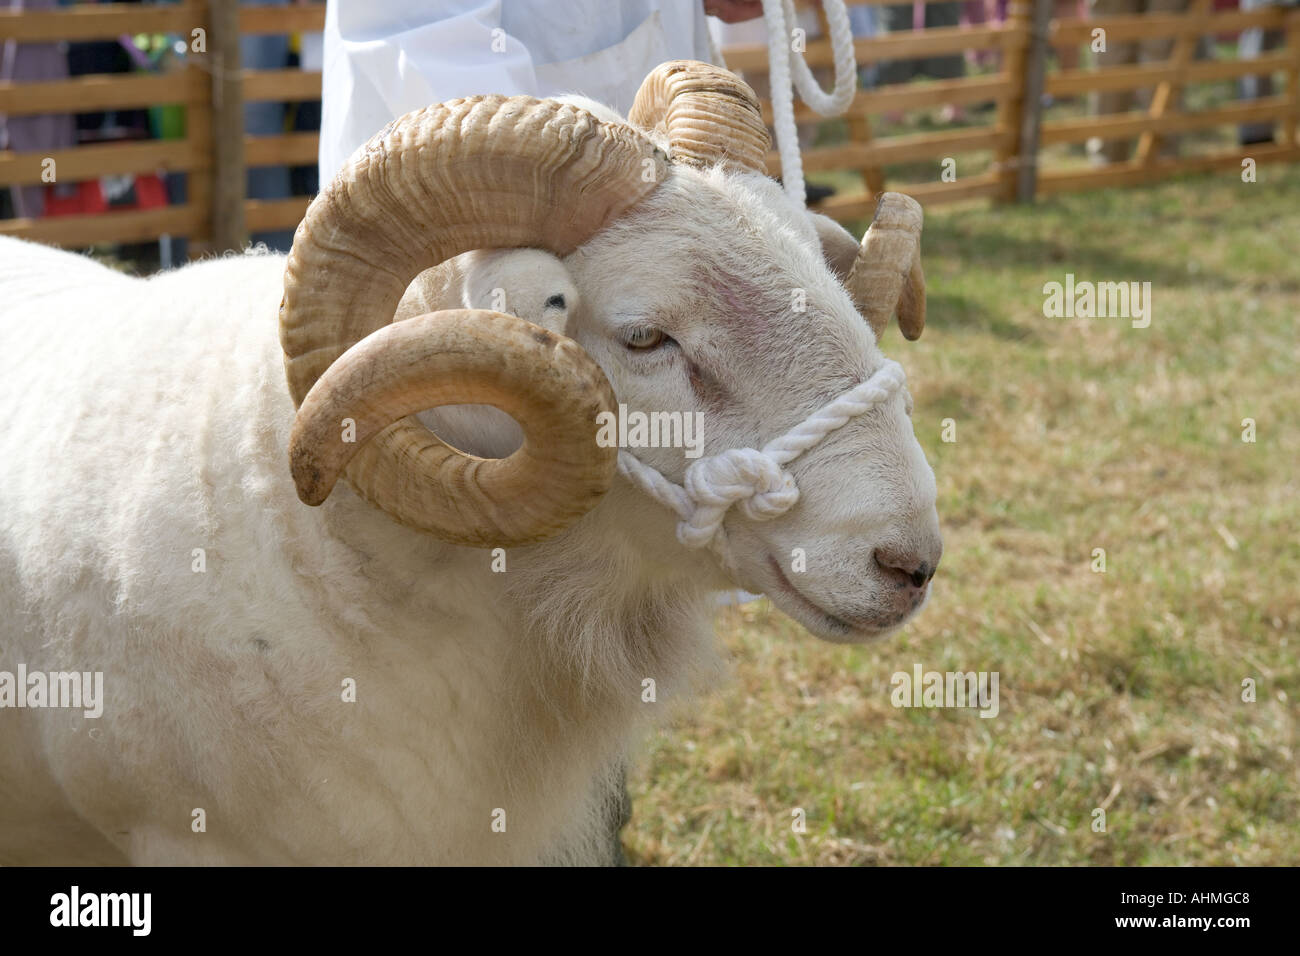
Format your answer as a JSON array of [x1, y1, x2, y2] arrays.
[[1087, 0, 1188, 164], [1237, 0, 1296, 145], [243, 0, 296, 251], [879, 2, 966, 89], [0, 0, 74, 220], [289, 21, 324, 198], [1052, 0, 1088, 74], [962, 0, 1000, 70], [848, 2, 882, 88]]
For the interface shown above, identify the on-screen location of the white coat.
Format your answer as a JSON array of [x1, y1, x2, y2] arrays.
[[320, 0, 718, 182]]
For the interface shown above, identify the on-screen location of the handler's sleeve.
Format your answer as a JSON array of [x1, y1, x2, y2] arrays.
[[319, 0, 715, 184]]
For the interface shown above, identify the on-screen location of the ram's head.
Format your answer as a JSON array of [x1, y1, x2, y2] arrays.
[[280, 61, 940, 643]]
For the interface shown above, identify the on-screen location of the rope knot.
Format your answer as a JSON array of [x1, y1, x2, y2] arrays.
[[676, 448, 799, 549], [618, 358, 907, 553]]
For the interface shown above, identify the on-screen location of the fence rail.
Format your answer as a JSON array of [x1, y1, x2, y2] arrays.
[[1, 0, 1296, 254]]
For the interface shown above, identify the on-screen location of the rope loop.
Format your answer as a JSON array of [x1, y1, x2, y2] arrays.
[[762, 0, 858, 204]]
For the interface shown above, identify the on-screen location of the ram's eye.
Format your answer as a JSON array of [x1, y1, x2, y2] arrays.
[[544, 294, 566, 310], [624, 326, 666, 350]]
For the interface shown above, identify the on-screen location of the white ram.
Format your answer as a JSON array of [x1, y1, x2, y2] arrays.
[[0, 62, 940, 865]]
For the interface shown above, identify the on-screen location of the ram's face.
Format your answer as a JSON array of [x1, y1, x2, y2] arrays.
[[563, 168, 942, 643], [282, 65, 939, 634]]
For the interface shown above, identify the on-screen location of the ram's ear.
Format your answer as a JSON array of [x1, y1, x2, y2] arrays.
[[807, 210, 861, 283], [460, 249, 579, 336]]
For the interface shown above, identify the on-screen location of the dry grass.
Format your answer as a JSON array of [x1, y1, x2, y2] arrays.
[[624, 166, 1300, 866]]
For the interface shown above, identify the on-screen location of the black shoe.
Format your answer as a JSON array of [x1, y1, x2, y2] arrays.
[[805, 182, 837, 205], [1239, 123, 1276, 146]]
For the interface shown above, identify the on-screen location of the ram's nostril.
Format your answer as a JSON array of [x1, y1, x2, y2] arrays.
[[874, 550, 936, 590]]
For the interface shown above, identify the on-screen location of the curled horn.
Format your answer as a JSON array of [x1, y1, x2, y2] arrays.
[[628, 60, 770, 173], [280, 96, 668, 545], [845, 193, 926, 341]]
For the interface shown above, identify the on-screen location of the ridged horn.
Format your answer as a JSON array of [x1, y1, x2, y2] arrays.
[[846, 192, 927, 341], [628, 60, 770, 173], [281, 96, 668, 545], [289, 310, 617, 546]]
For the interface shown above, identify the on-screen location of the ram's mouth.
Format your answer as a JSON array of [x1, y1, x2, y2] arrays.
[[764, 555, 897, 643]]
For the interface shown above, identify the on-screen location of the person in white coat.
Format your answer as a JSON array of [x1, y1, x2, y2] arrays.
[[320, 0, 767, 183]]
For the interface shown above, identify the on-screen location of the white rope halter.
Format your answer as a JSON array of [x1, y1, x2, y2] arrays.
[[760, 0, 858, 206], [615, 358, 908, 563], [617, 2, 866, 565]]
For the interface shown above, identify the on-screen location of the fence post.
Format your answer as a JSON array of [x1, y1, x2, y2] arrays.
[[1285, 9, 1300, 149], [185, 0, 214, 257], [996, 1, 1034, 202], [210, 0, 245, 252], [1016, 0, 1052, 202]]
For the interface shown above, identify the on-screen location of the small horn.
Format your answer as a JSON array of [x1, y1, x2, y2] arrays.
[[629, 60, 770, 173], [845, 193, 926, 341]]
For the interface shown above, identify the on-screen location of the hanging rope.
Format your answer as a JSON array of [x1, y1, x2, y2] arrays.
[[761, 0, 858, 206]]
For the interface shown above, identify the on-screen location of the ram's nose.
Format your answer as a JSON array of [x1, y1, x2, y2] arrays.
[[874, 541, 942, 590]]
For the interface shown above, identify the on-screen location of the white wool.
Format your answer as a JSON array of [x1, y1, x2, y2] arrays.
[[0, 149, 938, 865]]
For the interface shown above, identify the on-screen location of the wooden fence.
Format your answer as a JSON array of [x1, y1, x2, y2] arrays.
[[0, 0, 322, 252], [727, 0, 1300, 219], [1, 0, 1296, 254]]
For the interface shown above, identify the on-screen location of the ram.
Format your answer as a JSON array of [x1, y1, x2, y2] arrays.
[[0, 61, 940, 865]]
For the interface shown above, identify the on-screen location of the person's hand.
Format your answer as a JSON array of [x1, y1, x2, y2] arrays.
[[703, 0, 766, 24]]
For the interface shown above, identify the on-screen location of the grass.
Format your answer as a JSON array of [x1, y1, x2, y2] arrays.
[[623, 165, 1300, 866]]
